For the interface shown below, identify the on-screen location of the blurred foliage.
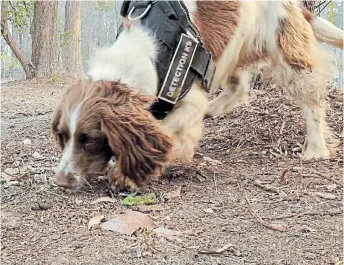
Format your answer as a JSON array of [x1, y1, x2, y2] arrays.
[[60, 29, 72, 48], [5, 1, 34, 32], [1, 51, 21, 74], [57, 16, 72, 48], [95, 1, 115, 12]]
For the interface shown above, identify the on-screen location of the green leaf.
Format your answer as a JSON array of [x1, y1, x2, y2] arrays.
[[122, 193, 158, 206]]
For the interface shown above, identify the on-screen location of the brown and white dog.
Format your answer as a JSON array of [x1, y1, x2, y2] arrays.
[[51, 1, 343, 191]]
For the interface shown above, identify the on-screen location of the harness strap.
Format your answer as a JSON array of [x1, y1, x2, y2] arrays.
[[119, 1, 216, 120]]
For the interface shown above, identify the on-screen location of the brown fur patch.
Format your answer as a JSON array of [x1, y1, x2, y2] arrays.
[[194, 1, 241, 61], [277, 4, 317, 70], [82, 81, 173, 185], [301, 8, 314, 23]]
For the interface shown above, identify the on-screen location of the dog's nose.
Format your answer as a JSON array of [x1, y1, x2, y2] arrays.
[[53, 171, 74, 188]]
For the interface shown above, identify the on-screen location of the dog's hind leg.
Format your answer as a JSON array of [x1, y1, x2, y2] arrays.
[[162, 82, 208, 160], [274, 50, 340, 160], [205, 67, 250, 118], [274, 4, 340, 160]]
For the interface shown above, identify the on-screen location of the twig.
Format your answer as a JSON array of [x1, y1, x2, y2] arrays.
[[240, 186, 288, 231], [243, 190, 267, 226], [212, 172, 224, 206], [253, 180, 279, 194], [293, 167, 342, 186], [262, 209, 342, 220], [309, 169, 342, 186]]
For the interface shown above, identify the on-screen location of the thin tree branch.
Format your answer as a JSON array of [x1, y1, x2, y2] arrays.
[[1, 0, 34, 78]]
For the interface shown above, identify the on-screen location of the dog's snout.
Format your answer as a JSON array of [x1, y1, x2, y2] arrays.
[[53, 171, 74, 188]]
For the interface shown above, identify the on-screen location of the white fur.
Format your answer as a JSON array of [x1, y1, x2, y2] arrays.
[[87, 24, 158, 96], [56, 104, 82, 176], [183, 0, 197, 18], [311, 16, 344, 48]]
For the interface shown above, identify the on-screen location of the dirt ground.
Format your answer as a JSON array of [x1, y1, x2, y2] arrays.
[[1, 78, 343, 265]]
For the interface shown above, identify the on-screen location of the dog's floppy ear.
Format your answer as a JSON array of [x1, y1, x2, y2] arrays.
[[51, 103, 63, 150], [99, 91, 173, 185]]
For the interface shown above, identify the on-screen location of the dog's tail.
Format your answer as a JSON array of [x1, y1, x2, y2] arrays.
[[303, 9, 343, 49]]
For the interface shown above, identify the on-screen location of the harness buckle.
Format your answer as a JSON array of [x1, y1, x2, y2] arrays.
[[128, 1, 155, 21], [186, 30, 199, 44], [203, 53, 216, 92]]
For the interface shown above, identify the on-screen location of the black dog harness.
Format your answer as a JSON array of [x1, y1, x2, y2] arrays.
[[119, 1, 215, 119]]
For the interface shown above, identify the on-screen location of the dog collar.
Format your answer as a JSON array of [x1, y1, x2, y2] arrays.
[[119, 1, 216, 120]]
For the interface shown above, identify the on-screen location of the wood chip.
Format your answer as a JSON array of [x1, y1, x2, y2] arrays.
[[90, 197, 117, 204], [199, 243, 234, 254], [203, 156, 222, 165], [312, 192, 337, 200], [88, 215, 104, 230]]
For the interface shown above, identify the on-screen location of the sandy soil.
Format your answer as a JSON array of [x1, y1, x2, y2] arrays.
[[1, 78, 343, 265]]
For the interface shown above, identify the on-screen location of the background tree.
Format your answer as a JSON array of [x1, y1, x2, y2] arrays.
[[63, 1, 83, 77], [31, 1, 63, 78]]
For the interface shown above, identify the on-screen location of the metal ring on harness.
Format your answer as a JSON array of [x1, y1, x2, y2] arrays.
[[128, 4, 152, 21]]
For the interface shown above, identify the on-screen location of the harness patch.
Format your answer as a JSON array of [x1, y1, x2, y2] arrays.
[[158, 33, 198, 104]]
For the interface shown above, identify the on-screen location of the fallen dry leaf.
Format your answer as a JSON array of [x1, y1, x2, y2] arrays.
[[90, 197, 117, 204], [154, 227, 193, 242], [199, 243, 234, 254], [88, 215, 104, 230], [100, 210, 156, 235], [265, 223, 288, 232], [3, 168, 19, 176], [313, 192, 337, 200], [165, 186, 181, 199]]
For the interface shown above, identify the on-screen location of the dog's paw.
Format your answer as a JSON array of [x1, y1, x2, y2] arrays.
[[108, 172, 139, 192], [302, 147, 330, 160]]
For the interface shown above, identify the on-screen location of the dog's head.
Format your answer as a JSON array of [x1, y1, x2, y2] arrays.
[[51, 80, 173, 190]]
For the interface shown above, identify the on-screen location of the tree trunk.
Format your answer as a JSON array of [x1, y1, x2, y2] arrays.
[[31, 1, 63, 77], [63, 1, 83, 77], [0, 1, 35, 79]]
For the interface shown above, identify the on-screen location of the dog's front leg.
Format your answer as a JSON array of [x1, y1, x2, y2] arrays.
[[107, 163, 139, 192], [163, 83, 209, 160]]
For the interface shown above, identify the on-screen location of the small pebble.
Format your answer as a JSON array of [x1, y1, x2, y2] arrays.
[[31, 202, 52, 211], [22, 139, 32, 145], [32, 152, 43, 160]]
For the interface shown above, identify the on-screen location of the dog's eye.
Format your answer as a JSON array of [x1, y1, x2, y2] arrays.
[[79, 133, 88, 144], [79, 133, 95, 146], [57, 132, 65, 143]]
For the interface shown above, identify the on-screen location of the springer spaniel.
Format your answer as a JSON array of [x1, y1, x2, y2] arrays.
[[51, 1, 343, 191]]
